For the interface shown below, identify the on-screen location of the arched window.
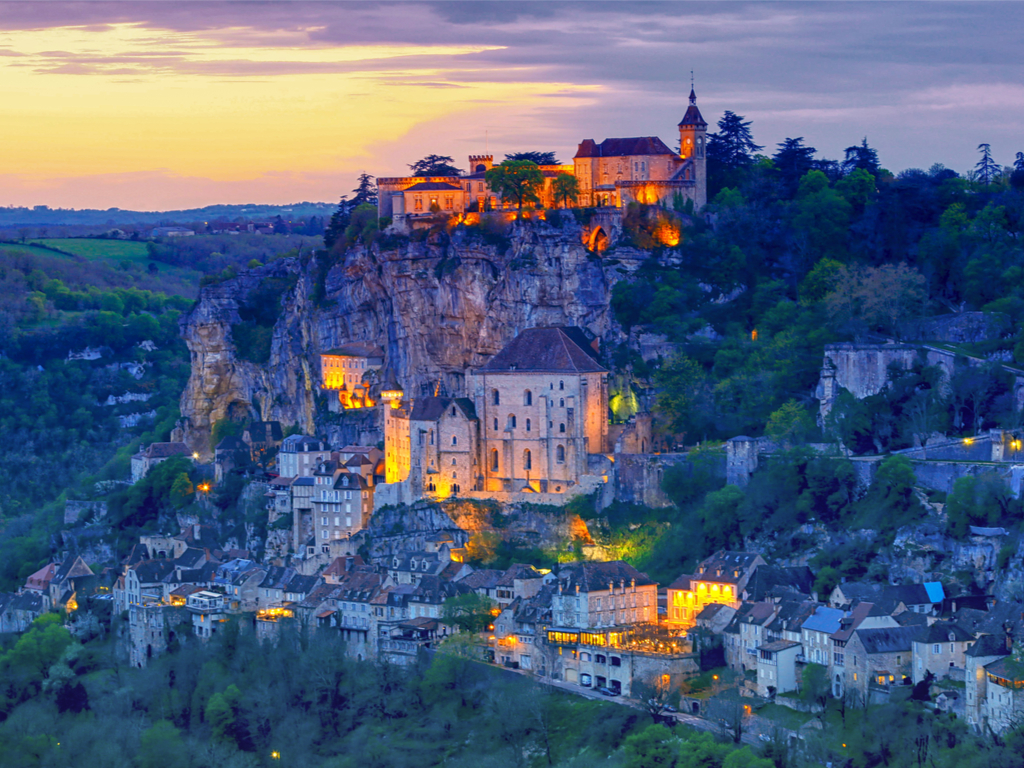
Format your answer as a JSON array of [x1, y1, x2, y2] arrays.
[[451, 435, 457, 446], [451, 458, 457, 465], [556, 445, 565, 463], [451, 407, 456, 417], [492, 389, 500, 405], [559, 380, 564, 391], [507, 414, 516, 429], [559, 398, 564, 408], [452, 471, 457, 479], [526, 418, 531, 432], [493, 418, 498, 431], [524, 390, 532, 406], [491, 449, 499, 472], [524, 449, 532, 471], [559, 423, 566, 433]]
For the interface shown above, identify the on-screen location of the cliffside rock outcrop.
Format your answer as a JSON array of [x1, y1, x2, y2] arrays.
[[180, 218, 649, 454]]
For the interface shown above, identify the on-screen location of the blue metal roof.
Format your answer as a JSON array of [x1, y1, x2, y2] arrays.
[[924, 582, 945, 604], [801, 606, 844, 634]]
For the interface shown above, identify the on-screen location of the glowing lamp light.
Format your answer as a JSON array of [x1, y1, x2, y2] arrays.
[[271, 751, 281, 760], [198, 483, 211, 493], [192, 452, 199, 460]]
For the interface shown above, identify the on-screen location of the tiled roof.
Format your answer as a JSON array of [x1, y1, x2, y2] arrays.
[[458, 569, 504, 590], [574, 136, 676, 159], [403, 181, 462, 191], [854, 626, 924, 654], [914, 622, 974, 644], [496, 563, 543, 587], [556, 561, 654, 593], [478, 327, 605, 374], [144, 442, 190, 459], [967, 633, 1011, 658], [693, 551, 762, 585], [281, 434, 329, 452], [758, 639, 801, 653]]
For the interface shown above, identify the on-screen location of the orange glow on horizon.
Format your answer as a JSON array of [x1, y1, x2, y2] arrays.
[[0, 23, 600, 209]]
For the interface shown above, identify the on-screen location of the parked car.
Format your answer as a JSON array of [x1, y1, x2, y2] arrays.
[[663, 703, 678, 713], [579, 674, 592, 687], [597, 687, 619, 697]]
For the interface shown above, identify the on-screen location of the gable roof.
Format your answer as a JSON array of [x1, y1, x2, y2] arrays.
[[693, 551, 763, 585], [497, 563, 543, 587], [854, 626, 924, 654], [144, 442, 190, 459], [574, 136, 676, 159], [967, 633, 1011, 659], [802, 606, 844, 635], [478, 327, 605, 374], [914, 622, 974, 644]]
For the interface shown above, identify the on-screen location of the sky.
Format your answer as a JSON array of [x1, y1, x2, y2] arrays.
[[1, 1, 1022, 211]]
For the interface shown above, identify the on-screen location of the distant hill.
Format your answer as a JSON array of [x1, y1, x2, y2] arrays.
[[0, 201, 334, 228]]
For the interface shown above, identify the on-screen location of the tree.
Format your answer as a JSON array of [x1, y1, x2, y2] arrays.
[[975, 143, 1001, 186], [351, 172, 378, 207], [772, 137, 817, 196], [633, 674, 676, 718], [1015, 152, 1024, 172], [409, 154, 463, 177], [441, 592, 496, 634], [138, 720, 189, 768], [623, 723, 677, 768], [825, 262, 927, 339], [551, 173, 580, 208], [841, 137, 881, 177], [946, 473, 1022, 538], [800, 662, 830, 711], [654, 354, 715, 442], [324, 195, 350, 250], [505, 151, 558, 165], [765, 401, 814, 447], [485, 160, 544, 215], [708, 111, 763, 168]]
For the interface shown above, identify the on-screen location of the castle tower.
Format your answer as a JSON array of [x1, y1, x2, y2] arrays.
[[468, 155, 493, 174], [678, 86, 708, 209]]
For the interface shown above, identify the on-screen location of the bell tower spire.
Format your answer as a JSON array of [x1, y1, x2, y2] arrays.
[[678, 74, 708, 209]]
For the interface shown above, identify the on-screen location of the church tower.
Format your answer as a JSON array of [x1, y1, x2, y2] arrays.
[[678, 86, 708, 209]]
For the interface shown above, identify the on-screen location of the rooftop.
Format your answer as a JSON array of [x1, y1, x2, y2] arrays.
[[478, 327, 605, 374]]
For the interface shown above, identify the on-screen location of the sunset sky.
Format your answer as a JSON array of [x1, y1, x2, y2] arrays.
[[1, 1, 1022, 211]]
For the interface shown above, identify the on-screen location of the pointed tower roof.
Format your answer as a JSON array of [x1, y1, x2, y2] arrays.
[[678, 87, 707, 128]]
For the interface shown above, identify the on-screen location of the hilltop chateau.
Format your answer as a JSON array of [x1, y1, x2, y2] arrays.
[[377, 327, 612, 508], [377, 88, 707, 224]]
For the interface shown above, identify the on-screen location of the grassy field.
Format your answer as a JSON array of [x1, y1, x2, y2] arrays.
[[31, 238, 201, 297]]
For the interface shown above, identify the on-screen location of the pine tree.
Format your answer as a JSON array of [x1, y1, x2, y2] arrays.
[[323, 195, 349, 249], [841, 138, 881, 177], [974, 143, 1000, 186], [351, 173, 378, 207], [773, 137, 817, 195], [707, 111, 763, 169], [1013, 151, 1024, 172]]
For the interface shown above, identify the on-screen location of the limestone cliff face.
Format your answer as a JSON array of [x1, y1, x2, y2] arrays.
[[180, 218, 646, 454]]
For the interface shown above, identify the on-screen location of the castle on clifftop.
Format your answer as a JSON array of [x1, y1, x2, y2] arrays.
[[377, 88, 707, 225]]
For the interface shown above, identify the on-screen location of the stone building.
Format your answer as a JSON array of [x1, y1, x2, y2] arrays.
[[377, 88, 708, 223], [128, 603, 186, 668], [665, 551, 764, 629], [379, 326, 611, 507], [130, 441, 192, 483], [550, 561, 657, 629], [965, 632, 1014, 732], [277, 435, 330, 479], [842, 626, 921, 704], [911, 622, 973, 684], [320, 343, 384, 411]]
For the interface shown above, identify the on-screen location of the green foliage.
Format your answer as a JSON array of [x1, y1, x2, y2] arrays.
[[441, 592, 497, 634], [624, 723, 677, 768], [946, 473, 1022, 539], [485, 160, 544, 214]]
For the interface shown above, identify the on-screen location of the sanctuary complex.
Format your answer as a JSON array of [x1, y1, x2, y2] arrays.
[[377, 89, 708, 224], [376, 327, 613, 508]]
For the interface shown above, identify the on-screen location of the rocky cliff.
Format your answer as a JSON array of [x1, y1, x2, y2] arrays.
[[179, 216, 650, 454]]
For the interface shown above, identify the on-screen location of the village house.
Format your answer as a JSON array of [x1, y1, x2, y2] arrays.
[[666, 551, 764, 629], [128, 602, 186, 668], [277, 434, 330, 478], [130, 441, 192, 483], [842, 626, 922, 704], [911, 622, 974, 684], [0, 591, 47, 633], [186, 590, 229, 639], [243, 421, 283, 466], [965, 630, 1014, 732], [48, 556, 96, 612]]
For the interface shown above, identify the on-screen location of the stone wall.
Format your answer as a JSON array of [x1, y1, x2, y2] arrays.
[[179, 219, 654, 458], [613, 452, 724, 508]]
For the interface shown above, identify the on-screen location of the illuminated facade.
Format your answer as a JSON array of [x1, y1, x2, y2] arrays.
[[320, 343, 384, 411], [378, 327, 610, 505], [377, 88, 707, 223], [666, 551, 764, 630]]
